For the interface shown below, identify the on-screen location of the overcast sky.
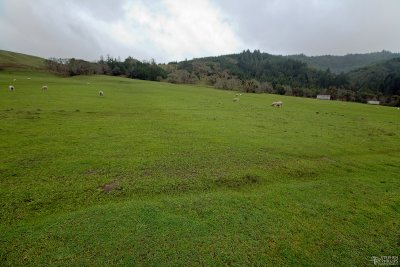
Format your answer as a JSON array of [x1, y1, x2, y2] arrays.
[[0, 0, 399, 62]]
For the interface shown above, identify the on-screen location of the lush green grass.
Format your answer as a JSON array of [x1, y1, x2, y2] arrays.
[[0, 71, 399, 266], [0, 50, 45, 70]]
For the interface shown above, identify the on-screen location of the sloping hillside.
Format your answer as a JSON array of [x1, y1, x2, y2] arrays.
[[0, 50, 45, 70], [0, 71, 399, 265], [288, 51, 400, 73], [348, 57, 400, 96], [170, 50, 346, 89]]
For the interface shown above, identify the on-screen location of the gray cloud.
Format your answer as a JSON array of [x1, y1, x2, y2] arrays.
[[214, 0, 400, 55], [0, 0, 399, 63], [0, 0, 242, 62], [71, 0, 127, 21], [0, 0, 108, 60]]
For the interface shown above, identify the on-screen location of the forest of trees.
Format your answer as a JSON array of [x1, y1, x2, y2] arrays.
[[288, 50, 400, 73], [44, 50, 400, 106], [165, 50, 400, 106], [45, 55, 167, 81]]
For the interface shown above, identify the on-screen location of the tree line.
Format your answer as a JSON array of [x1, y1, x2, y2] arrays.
[[45, 55, 167, 81]]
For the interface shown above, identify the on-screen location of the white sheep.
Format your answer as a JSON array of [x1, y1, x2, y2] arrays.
[[9, 85, 14, 91], [42, 85, 48, 91], [271, 101, 283, 107], [99, 90, 104, 96]]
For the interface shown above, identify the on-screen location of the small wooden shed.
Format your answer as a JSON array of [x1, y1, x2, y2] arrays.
[[317, 95, 331, 100]]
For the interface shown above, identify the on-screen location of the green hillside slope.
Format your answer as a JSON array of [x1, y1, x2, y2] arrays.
[[0, 71, 399, 266], [0, 50, 45, 70]]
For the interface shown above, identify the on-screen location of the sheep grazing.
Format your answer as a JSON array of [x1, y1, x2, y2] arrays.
[[42, 85, 48, 91], [99, 90, 104, 97], [233, 97, 239, 102], [9, 85, 14, 91], [271, 101, 283, 107]]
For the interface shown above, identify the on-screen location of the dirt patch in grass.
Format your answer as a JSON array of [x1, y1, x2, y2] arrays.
[[102, 180, 120, 193]]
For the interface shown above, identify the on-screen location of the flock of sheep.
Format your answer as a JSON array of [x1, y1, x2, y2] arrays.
[[8, 84, 53, 92], [7, 78, 105, 97], [7, 78, 284, 106]]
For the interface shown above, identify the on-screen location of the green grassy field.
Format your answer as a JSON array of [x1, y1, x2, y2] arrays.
[[0, 70, 399, 266], [0, 51, 45, 70]]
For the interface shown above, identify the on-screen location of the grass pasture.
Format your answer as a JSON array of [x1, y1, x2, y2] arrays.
[[0, 51, 45, 70], [0, 71, 399, 266]]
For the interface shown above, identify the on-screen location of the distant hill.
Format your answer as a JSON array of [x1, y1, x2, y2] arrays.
[[348, 57, 400, 96], [0, 50, 45, 70], [169, 50, 348, 89], [287, 51, 400, 74], [167, 50, 399, 105]]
